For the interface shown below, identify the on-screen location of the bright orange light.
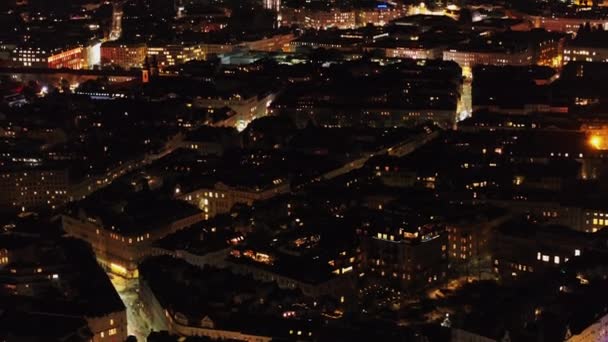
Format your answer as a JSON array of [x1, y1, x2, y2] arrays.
[[589, 135, 603, 150]]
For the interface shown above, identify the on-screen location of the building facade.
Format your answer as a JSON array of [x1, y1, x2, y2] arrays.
[[0, 168, 70, 212], [10, 46, 87, 69], [61, 210, 205, 278], [178, 180, 290, 219], [359, 223, 448, 291], [100, 43, 147, 69]]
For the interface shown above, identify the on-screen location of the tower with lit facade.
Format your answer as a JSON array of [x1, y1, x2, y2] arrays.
[[109, 1, 124, 41], [263, 0, 281, 12]]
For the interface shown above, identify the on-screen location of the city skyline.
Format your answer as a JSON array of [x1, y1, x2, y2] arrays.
[[1, 0, 608, 341]]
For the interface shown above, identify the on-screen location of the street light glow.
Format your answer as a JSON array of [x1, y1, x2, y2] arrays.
[[589, 135, 603, 150]]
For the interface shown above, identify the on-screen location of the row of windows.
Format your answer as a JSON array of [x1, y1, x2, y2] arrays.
[[99, 327, 118, 338]]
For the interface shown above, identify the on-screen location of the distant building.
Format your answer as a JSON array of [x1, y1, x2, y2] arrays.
[[444, 206, 510, 277], [100, 42, 148, 69], [147, 44, 204, 68], [528, 14, 608, 34], [491, 218, 605, 281], [10, 45, 87, 69], [264, 0, 281, 12], [280, 4, 407, 30], [0, 168, 70, 212], [564, 31, 608, 64], [271, 60, 461, 129], [178, 180, 290, 219], [443, 29, 565, 77]]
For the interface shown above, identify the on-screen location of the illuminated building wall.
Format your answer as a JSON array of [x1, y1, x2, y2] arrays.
[[0, 169, 70, 212], [447, 225, 477, 263], [492, 227, 588, 281], [0, 248, 8, 266], [534, 36, 565, 68], [11, 46, 88, 69], [564, 46, 608, 64], [445, 214, 509, 278], [200, 43, 233, 56], [241, 33, 295, 52], [109, 2, 123, 40], [147, 44, 204, 68], [101, 43, 147, 69], [163, 310, 273, 341], [10, 48, 49, 68], [443, 49, 533, 77], [85, 42, 101, 67], [528, 15, 608, 34], [280, 8, 357, 30], [193, 92, 276, 124], [263, 0, 281, 12], [178, 180, 290, 219], [382, 46, 442, 60], [86, 313, 128, 342], [281, 5, 408, 30], [492, 197, 608, 233], [47, 47, 86, 69], [356, 5, 408, 27], [61, 211, 205, 278], [359, 225, 448, 290], [584, 210, 608, 233]]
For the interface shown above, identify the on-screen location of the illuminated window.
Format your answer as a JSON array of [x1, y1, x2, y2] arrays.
[[108, 328, 117, 336], [542, 255, 549, 262], [554, 256, 560, 264], [575, 249, 581, 256]]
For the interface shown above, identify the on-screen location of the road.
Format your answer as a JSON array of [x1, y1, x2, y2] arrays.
[[109, 274, 154, 340], [457, 80, 472, 122], [296, 128, 440, 189]]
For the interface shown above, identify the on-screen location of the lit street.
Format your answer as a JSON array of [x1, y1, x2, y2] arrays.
[[109, 274, 154, 340]]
